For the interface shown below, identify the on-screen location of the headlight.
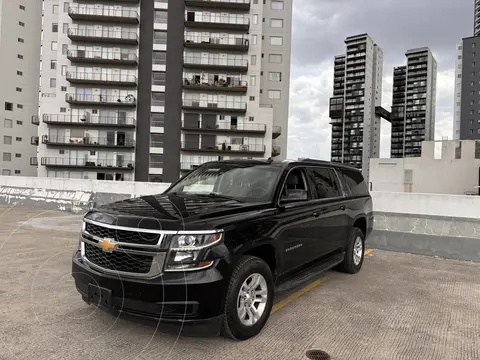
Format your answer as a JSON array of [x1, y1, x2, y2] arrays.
[[165, 232, 223, 271]]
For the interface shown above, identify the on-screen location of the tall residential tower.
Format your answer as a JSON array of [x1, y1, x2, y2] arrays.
[[329, 33, 383, 181], [390, 47, 437, 158], [0, 0, 42, 177], [38, 0, 292, 183]]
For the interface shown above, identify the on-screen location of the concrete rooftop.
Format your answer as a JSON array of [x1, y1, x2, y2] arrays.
[[0, 205, 479, 360]]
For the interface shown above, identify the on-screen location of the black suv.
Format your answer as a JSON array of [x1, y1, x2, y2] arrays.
[[72, 159, 373, 340]]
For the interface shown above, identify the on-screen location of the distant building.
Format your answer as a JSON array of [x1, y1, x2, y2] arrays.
[[370, 140, 480, 195], [329, 33, 383, 181], [453, 44, 463, 140]]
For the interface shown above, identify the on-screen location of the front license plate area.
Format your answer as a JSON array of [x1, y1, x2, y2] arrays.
[[88, 284, 112, 309]]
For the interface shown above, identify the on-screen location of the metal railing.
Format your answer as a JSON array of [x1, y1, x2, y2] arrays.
[[181, 141, 265, 152], [183, 55, 248, 67], [68, 5, 138, 19], [180, 162, 202, 171], [67, 49, 138, 62], [184, 34, 248, 46], [43, 114, 136, 126], [68, 28, 138, 41], [182, 98, 247, 110], [41, 157, 134, 168], [186, 14, 249, 25], [44, 135, 134, 147], [66, 72, 137, 83], [183, 78, 247, 89], [182, 121, 265, 131], [66, 93, 136, 104]]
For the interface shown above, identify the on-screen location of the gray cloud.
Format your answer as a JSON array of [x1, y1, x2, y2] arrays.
[[287, 0, 471, 160]]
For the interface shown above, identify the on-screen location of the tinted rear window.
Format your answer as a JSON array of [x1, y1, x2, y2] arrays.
[[339, 168, 369, 196]]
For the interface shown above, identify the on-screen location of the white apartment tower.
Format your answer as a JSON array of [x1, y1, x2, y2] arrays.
[[329, 33, 383, 181], [39, 0, 292, 183], [0, 0, 42, 177]]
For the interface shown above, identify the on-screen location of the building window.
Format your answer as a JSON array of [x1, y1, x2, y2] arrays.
[[151, 113, 164, 127], [150, 134, 164, 147], [61, 86, 67, 91], [269, 36, 283, 45], [53, 4, 58, 13], [3, 153, 11, 161], [60, 107, 66, 113], [152, 72, 166, 85], [4, 119, 12, 128], [252, 35, 257, 45], [50, 78, 56, 88], [50, 60, 56, 70], [4, 102, 13, 111], [149, 154, 163, 168], [271, 1, 284, 10], [153, 31, 167, 44], [470, 129, 474, 134], [250, 75, 256, 86], [17, 104, 23, 109], [16, 120, 22, 125], [14, 170, 21, 175], [17, 71, 22, 76], [268, 72, 282, 81], [249, 116, 254, 121], [155, 10, 168, 23], [16, 88, 22, 92], [19, 5, 25, 10], [63, 23, 68, 34], [268, 90, 281, 99], [63, 2, 69, 12], [152, 92, 165, 106], [251, 55, 257, 65], [15, 153, 21, 158], [51, 41, 57, 51], [4, 136, 12, 145], [59, 150, 65, 155], [470, 119, 474, 124], [252, 14, 258, 24], [2, 170, 11, 176], [249, 96, 255, 101], [17, 54, 23, 59], [269, 54, 282, 63], [52, 23, 58, 32], [16, 137, 22, 141], [62, 44, 68, 55], [153, 51, 166, 64], [61, 65, 67, 76], [270, 18, 284, 28], [18, 38, 24, 43]]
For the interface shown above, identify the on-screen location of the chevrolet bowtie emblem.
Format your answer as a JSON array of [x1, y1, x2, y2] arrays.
[[98, 238, 117, 252]]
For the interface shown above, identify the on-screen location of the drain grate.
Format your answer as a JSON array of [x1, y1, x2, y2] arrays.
[[305, 349, 331, 360]]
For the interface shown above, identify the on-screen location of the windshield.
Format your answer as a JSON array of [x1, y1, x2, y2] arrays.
[[166, 163, 282, 202]]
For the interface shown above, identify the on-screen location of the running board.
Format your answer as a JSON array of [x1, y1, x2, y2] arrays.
[[275, 252, 345, 294]]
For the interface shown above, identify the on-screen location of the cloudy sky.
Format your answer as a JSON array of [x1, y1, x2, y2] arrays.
[[286, 0, 473, 160]]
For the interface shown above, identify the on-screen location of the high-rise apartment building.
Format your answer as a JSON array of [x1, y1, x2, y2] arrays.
[[453, 44, 463, 140], [475, 0, 480, 36], [38, 0, 292, 183], [329, 33, 383, 181], [390, 48, 437, 158], [0, 0, 42, 177]]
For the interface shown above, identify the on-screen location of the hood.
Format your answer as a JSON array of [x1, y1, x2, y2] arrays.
[[84, 193, 270, 231]]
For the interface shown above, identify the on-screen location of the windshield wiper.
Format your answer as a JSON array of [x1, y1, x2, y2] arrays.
[[193, 192, 243, 203]]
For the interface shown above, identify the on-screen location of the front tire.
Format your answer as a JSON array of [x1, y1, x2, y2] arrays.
[[220, 256, 274, 340], [337, 227, 365, 274]]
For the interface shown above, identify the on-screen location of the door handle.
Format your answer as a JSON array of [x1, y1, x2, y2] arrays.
[[312, 211, 320, 217], [340, 205, 346, 211]]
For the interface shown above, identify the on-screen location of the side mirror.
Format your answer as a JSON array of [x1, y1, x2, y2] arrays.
[[280, 189, 308, 203]]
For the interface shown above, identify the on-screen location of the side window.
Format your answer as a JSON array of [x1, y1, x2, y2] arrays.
[[281, 168, 309, 200], [340, 168, 369, 196], [307, 167, 340, 199]]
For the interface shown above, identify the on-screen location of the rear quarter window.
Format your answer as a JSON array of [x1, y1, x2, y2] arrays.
[[339, 168, 369, 196]]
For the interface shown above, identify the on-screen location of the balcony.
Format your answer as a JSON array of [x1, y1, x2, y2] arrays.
[[66, 93, 136, 107], [272, 126, 282, 139], [183, 78, 247, 93], [42, 135, 135, 149], [31, 136, 39, 145], [30, 157, 38, 166], [80, 0, 138, 3], [185, 0, 250, 10], [272, 146, 281, 157], [68, 28, 138, 45], [184, 35, 249, 52], [67, 50, 138, 66], [185, 15, 249, 31], [66, 72, 137, 86], [32, 115, 39, 125], [41, 157, 134, 170], [182, 99, 247, 113], [181, 141, 265, 155], [182, 121, 265, 135], [42, 114, 136, 128], [68, 5, 139, 24], [183, 56, 248, 72]]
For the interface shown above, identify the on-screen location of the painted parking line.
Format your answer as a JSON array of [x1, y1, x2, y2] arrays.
[[272, 249, 375, 313]]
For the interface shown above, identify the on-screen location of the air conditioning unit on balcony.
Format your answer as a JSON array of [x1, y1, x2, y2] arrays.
[[81, 111, 90, 122]]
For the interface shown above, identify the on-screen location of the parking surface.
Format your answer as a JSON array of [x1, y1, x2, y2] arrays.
[[0, 205, 479, 360]]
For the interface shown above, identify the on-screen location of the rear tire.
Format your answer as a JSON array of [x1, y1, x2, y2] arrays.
[[220, 256, 274, 340], [337, 227, 365, 274]]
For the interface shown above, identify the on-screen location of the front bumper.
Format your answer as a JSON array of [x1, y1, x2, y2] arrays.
[[72, 250, 228, 336]]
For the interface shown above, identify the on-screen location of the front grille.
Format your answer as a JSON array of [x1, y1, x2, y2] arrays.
[[85, 222, 160, 246], [84, 243, 153, 274]]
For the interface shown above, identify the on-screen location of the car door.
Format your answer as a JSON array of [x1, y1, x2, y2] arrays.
[[275, 166, 322, 274], [305, 166, 349, 258]]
